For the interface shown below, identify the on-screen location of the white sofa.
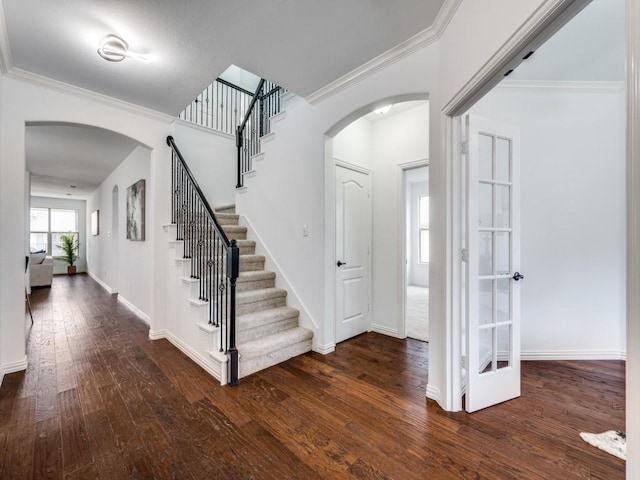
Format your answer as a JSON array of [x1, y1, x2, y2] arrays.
[[29, 253, 53, 287]]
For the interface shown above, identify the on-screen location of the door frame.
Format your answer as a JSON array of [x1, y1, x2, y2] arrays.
[[441, 0, 639, 475], [398, 159, 429, 340], [334, 160, 373, 343], [440, 0, 600, 412]]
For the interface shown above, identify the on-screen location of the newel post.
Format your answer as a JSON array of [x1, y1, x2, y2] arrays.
[[227, 239, 240, 385]]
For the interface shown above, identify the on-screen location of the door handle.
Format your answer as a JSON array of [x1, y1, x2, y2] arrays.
[[512, 271, 524, 281], [337, 261, 347, 267]]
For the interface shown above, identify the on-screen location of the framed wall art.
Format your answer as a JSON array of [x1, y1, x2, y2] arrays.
[[91, 210, 99, 236], [126, 179, 145, 241]]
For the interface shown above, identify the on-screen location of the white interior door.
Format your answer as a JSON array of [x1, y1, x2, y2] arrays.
[[465, 115, 521, 412], [335, 164, 371, 343]]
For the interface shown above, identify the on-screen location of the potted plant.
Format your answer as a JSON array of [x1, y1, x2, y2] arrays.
[[55, 233, 80, 275]]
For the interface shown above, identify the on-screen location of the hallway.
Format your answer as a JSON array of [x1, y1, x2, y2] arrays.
[[0, 275, 625, 479]]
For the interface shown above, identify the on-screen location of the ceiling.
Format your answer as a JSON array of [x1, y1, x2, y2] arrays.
[[2, 0, 447, 199], [4, 0, 625, 200], [27, 124, 141, 199], [1, 0, 445, 116]]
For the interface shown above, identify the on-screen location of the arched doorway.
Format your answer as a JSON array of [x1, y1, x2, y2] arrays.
[[324, 97, 430, 350]]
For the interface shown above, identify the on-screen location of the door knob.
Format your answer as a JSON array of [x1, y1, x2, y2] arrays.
[[512, 271, 524, 281], [337, 261, 347, 267]]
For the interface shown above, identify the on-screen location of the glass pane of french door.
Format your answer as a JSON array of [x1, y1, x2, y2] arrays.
[[478, 135, 513, 373]]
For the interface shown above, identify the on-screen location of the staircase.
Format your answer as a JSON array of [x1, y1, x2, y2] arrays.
[[165, 78, 310, 385], [164, 135, 313, 385], [214, 206, 313, 378]]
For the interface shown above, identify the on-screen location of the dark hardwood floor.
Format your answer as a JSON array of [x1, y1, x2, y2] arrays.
[[1, 274, 625, 479]]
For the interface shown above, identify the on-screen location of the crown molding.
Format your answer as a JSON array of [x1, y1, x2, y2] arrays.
[[305, 0, 463, 105], [5, 67, 175, 123], [497, 79, 625, 93], [0, 1, 13, 74]]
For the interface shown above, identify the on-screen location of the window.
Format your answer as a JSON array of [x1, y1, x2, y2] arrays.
[[30, 208, 79, 256], [419, 196, 429, 263]]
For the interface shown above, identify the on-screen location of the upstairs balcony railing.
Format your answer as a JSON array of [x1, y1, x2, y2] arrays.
[[178, 77, 285, 188]]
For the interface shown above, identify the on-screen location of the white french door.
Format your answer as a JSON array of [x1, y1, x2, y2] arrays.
[[335, 164, 371, 343], [465, 115, 521, 412]]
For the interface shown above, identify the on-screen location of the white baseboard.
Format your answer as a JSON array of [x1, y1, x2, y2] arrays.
[[1, 356, 28, 386], [117, 295, 150, 324], [87, 271, 118, 294], [163, 331, 222, 382], [148, 329, 167, 341], [522, 350, 627, 361], [426, 384, 442, 405], [315, 343, 336, 355], [371, 324, 402, 338]]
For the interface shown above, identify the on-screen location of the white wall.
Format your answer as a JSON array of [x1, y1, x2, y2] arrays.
[[172, 121, 237, 207], [87, 145, 152, 320], [469, 84, 626, 357], [30, 196, 88, 275], [369, 104, 429, 336], [333, 117, 373, 169], [0, 74, 173, 382], [236, 45, 440, 357]]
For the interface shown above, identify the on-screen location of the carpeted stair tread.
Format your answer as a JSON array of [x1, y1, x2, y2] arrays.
[[236, 270, 276, 292], [236, 287, 287, 304], [238, 254, 265, 264], [214, 204, 236, 214], [235, 239, 256, 255], [222, 225, 248, 240], [222, 225, 247, 233], [237, 306, 299, 331], [235, 239, 256, 248], [238, 270, 275, 281], [215, 213, 239, 225], [238, 326, 313, 360]]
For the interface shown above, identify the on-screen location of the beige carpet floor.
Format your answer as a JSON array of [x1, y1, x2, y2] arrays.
[[406, 285, 429, 342]]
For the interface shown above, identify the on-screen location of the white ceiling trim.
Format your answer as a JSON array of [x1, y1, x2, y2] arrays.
[[0, 2, 13, 74], [498, 79, 625, 93], [6, 67, 175, 123], [305, 0, 462, 105]]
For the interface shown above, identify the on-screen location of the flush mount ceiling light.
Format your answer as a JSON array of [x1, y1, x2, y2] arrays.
[[374, 104, 392, 115], [97, 35, 148, 63]]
